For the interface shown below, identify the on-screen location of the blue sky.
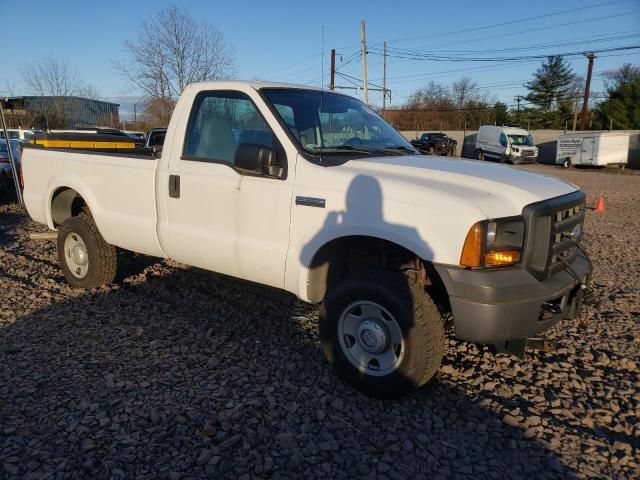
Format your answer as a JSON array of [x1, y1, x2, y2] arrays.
[[1, 0, 639, 119]]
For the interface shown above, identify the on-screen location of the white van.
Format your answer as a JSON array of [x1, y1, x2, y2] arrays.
[[475, 126, 538, 164], [555, 131, 629, 168]]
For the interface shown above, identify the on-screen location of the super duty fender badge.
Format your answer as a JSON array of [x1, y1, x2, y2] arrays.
[[295, 196, 326, 208]]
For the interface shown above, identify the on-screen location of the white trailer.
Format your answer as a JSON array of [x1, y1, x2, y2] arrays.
[[556, 131, 629, 168]]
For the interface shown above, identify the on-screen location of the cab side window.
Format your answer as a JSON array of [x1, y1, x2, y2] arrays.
[[499, 133, 508, 147], [183, 91, 274, 165]]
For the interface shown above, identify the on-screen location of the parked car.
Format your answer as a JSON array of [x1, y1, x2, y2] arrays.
[[475, 125, 538, 164], [21, 81, 592, 398], [145, 128, 167, 149], [124, 130, 146, 142], [555, 131, 629, 169], [0, 139, 23, 193], [0, 128, 35, 141], [410, 132, 457, 156]]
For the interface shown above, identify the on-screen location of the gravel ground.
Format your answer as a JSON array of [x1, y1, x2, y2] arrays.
[[1, 164, 639, 479]]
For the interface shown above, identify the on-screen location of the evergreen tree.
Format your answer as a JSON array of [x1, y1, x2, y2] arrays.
[[493, 102, 510, 125], [595, 64, 640, 129], [525, 56, 576, 112]]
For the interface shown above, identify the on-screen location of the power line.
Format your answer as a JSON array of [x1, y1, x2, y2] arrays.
[[368, 44, 640, 63], [379, 32, 640, 56], [380, 10, 639, 54], [377, 0, 632, 45]]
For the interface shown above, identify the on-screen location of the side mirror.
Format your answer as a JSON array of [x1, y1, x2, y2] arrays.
[[234, 143, 284, 178], [151, 145, 163, 157]]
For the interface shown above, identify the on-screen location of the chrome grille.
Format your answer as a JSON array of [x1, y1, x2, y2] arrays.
[[522, 150, 535, 157]]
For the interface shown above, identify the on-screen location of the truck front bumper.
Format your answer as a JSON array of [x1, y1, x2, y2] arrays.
[[434, 249, 590, 343], [506, 154, 537, 164]]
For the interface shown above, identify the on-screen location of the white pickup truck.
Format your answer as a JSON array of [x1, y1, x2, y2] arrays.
[[22, 81, 592, 398]]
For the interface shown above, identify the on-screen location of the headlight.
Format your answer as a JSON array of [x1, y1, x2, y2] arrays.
[[460, 217, 525, 268], [512, 147, 520, 153]]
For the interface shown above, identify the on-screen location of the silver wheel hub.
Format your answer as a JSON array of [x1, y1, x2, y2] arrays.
[[71, 245, 88, 265], [358, 319, 388, 353], [338, 301, 404, 376], [64, 233, 89, 279]]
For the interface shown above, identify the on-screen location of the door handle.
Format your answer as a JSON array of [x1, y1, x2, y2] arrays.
[[169, 175, 180, 198]]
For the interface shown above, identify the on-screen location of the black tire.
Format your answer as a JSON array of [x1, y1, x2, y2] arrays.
[[476, 150, 484, 161], [562, 158, 572, 169], [57, 214, 117, 288], [319, 270, 445, 399], [0, 173, 9, 197]]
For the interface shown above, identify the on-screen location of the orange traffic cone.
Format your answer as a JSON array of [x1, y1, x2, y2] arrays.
[[594, 196, 605, 212]]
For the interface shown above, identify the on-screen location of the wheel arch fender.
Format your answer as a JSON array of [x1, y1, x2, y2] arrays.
[[46, 179, 101, 231], [300, 231, 440, 304]]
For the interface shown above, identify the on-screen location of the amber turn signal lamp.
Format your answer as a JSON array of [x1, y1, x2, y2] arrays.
[[485, 250, 520, 266], [460, 222, 484, 267]]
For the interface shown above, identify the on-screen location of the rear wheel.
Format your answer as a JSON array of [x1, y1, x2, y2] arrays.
[[57, 214, 117, 288], [319, 270, 445, 398], [562, 158, 572, 169], [476, 150, 484, 161]]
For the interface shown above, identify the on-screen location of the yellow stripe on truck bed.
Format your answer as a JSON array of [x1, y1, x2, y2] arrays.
[[33, 139, 137, 149]]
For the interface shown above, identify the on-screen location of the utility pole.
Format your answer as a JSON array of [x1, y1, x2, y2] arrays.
[[514, 95, 522, 124], [572, 95, 580, 131], [382, 41, 387, 112], [133, 103, 137, 128], [361, 20, 368, 105], [579, 53, 595, 131], [329, 49, 336, 91]]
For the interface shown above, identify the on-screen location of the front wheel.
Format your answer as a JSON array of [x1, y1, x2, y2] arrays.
[[57, 214, 117, 288], [319, 270, 445, 398], [476, 150, 484, 161]]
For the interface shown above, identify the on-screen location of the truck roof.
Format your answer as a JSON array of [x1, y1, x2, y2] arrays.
[[479, 125, 531, 136], [186, 80, 324, 92]]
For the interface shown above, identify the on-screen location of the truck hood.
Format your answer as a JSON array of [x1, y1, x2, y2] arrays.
[[340, 155, 578, 218]]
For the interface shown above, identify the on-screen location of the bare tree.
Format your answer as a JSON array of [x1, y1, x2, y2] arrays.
[[21, 58, 85, 97], [399, 77, 501, 131], [141, 97, 176, 127], [19, 58, 100, 128], [115, 6, 235, 102], [451, 77, 479, 108]]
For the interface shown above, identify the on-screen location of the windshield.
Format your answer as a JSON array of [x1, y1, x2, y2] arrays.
[[508, 134, 534, 146], [262, 88, 417, 158], [148, 130, 166, 147]]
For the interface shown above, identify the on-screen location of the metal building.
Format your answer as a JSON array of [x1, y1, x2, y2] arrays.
[[0, 96, 120, 130]]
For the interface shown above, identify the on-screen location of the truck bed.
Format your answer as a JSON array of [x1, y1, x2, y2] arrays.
[[22, 146, 165, 258]]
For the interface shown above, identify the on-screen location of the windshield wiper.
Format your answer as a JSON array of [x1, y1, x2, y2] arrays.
[[309, 145, 374, 155], [381, 145, 420, 155], [310, 145, 419, 157]]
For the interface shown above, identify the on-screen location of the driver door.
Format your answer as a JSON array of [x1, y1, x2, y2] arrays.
[[161, 90, 293, 288]]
